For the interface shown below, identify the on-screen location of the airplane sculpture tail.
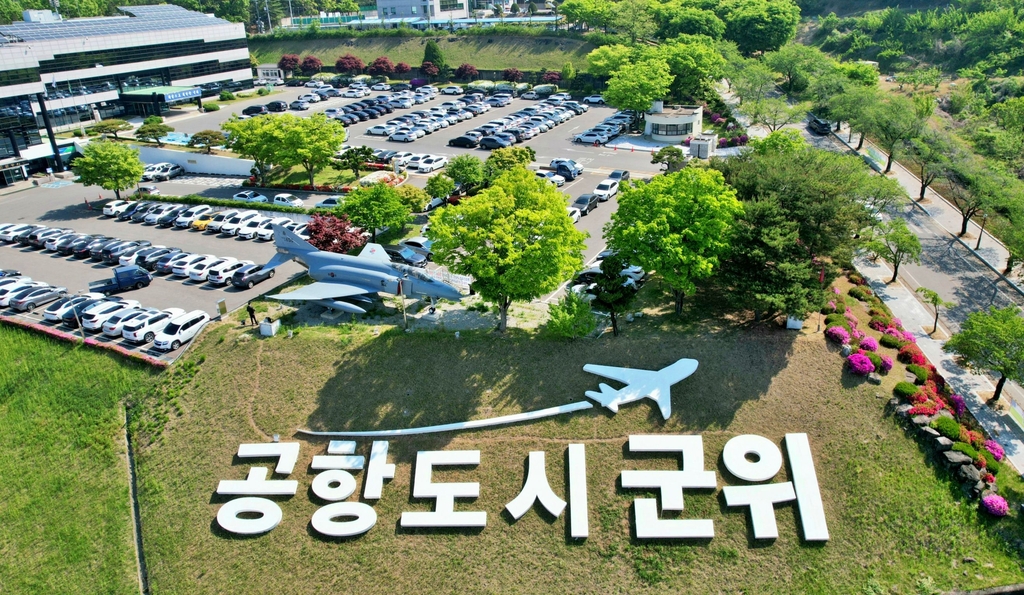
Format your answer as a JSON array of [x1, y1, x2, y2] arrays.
[[265, 223, 318, 270], [585, 384, 622, 412]]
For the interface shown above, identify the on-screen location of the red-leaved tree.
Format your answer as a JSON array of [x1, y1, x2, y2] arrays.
[[455, 63, 478, 80], [306, 213, 367, 254], [541, 71, 562, 84], [395, 62, 411, 74], [278, 54, 300, 73], [335, 53, 365, 74], [300, 55, 323, 76], [502, 67, 523, 82], [368, 56, 395, 76], [421, 61, 439, 77]]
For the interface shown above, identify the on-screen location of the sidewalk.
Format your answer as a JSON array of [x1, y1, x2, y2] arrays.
[[855, 254, 1024, 476]]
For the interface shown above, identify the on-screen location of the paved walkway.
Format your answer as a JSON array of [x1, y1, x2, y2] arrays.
[[855, 255, 1024, 475]]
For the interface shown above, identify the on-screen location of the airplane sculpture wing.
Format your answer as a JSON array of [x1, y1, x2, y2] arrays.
[[583, 359, 698, 420], [581, 364, 637, 384], [269, 281, 375, 302]]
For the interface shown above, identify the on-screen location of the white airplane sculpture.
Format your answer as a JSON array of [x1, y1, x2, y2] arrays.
[[583, 358, 699, 420]]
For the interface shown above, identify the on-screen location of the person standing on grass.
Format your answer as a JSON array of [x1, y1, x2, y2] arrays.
[[247, 302, 257, 326]]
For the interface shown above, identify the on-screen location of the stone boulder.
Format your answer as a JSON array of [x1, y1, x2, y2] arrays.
[[957, 464, 982, 484], [920, 426, 940, 438], [943, 450, 973, 466], [911, 414, 936, 426], [934, 437, 954, 451], [894, 404, 913, 417], [867, 373, 883, 385], [840, 344, 852, 357]]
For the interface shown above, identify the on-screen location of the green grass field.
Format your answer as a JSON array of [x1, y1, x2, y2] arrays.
[[249, 36, 595, 73], [128, 283, 1024, 594], [0, 326, 155, 594]]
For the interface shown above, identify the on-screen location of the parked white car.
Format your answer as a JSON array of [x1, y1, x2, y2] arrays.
[[172, 254, 218, 277], [188, 257, 237, 282], [207, 259, 253, 285], [233, 190, 266, 203], [206, 209, 240, 233], [0, 281, 47, 307], [536, 171, 565, 186], [102, 307, 158, 338], [42, 293, 104, 322], [103, 200, 136, 217], [371, 82, 392, 91], [418, 156, 448, 173], [121, 308, 186, 344], [153, 309, 211, 351], [174, 204, 213, 228], [567, 207, 581, 223], [272, 194, 303, 208], [592, 179, 619, 201], [369, 124, 397, 136], [582, 95, 606, 104], [80, 300, 140, 332], [255, 217, 293, 241], [390, 131, 417, 143], [236, 216, 270, 240], [144, 204, 179, 225], [219, 211, 260, 235]]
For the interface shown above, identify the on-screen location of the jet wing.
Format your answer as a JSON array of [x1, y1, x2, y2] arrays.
[[262, 251, 294, 271], [269, 281, 374, 302], [582, 364, 645, 384]]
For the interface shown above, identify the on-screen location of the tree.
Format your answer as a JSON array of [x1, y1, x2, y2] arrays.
[[306, 213, 367, 254], [541, 71, 562, 84], [367, 56, 395, 76], [334, 145, 375, 181], [994, 205, 1024, 274], [430, 167, 587, 331], [300, 55, 323, 77], [509, 2, 520, 13], [561, 61, 577, 83], [445, 154, 485, 189], [746, 98, 808, 132], [73, 141, 144, 200], [731, 61, 776, 105], [134, 122, 173, 146], [395, 184, 429, 214], [421, 61, 440, 77], [865, 218, 922, 283], [342, 183, 410, 242], [915, 287, 955, 334], [222, 115, 285, 187], [335, 53, 364, 74], [503, 68, 524, 83], [651, 146, 687, 173], [764, 44, 832, 95], [279, 113, 347, 186], [655, 5, 726, 39], [395, 62, 411, 74], [590, 253, 637, 336], [423, 39, 447, 73], [604, 59, 674, 118], [746, 128, 805, 155], [186, 130, 227, 154], [866, 95, 925, 173], [528, 1, 538, 14], [943, 162, 998, 237], [484, 146, 535, 180], [902, 129, 953, 200], [606, 168, 741, 315], [650, 37, 726, 100], [455, 63, 478, 80], [611, 0, 655, 43], [720, 0, 800, 55], [944, 306, 1024, 402], [585, 44, 632, 77], [90, 119, 132, 140], [546, 291, 597, 340], [425, 173, 456, 200], [278, 53, 300, 74]]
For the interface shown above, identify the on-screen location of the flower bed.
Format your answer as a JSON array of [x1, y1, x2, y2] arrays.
[[359, 171, 404, 187], [0, 315, 168, 369]]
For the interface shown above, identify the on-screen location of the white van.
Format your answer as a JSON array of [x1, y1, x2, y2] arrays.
[[153, 309, 210, 351]]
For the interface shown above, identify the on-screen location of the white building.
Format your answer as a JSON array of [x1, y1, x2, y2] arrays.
[[375, 0, 470, 21], [644, 102, 703, 143]]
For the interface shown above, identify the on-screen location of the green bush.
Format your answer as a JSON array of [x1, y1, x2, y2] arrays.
[[143, 115, 163, 125], [880, 334, 903, 349], [219, 90, 236, 101], [979, 449, 1000, 475], [930, 416, 961, 440], [906, 364, 929, 384], [849, 286, 872, 301], [147, 193, 308, 215], [204, 103, 220, 112], [862, 350, 882, 369], [893, 381, 918, 400], [869, 315, 891, 328], [824, 313, 847, 327], [952, 442, 979, 459], [257, 87, 270, 96], [545, 291, 597, 340]]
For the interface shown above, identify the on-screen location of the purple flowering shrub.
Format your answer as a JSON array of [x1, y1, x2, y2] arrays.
[[825, 326, 850, 344], [984, 440, 1005, 461], [846, 353, 875, 375], [981, 494, 1009, 517], [949, 393, 966, 417], [859, 336, 879, 351], [879, 355, 893, 373]]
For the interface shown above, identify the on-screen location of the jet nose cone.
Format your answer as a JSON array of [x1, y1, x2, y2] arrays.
[[441, 284, 464, 301]]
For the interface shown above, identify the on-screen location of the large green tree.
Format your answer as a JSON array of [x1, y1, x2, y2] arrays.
[[611, 0, 656, 43], [651, 36, 726, 100], [222, 115, 285, 187], [944, 306, 1024, 402], [731, 60, 777, 105], [278, 113, 347, 186], [134, 122, 173, 146], [585, 44, 633, 77], [425, 174, 456, 200], [942, 161, 1001, 237], [429, 167, 587, 332], [72, 141, 144, 200], [866, 218, 923, 283], [335, 146, 374, 181], [719, 0, 800, 56], [654, 4, 726, 39], [866, 95, 926, 173], [746, 97, 809, 132], [904, 129, 955, 201], [186, 130, 227, 154], [341, 183, 410, 242], [606, 168, 741, 315], [604, 59, 674, 118], [764, 43, 832, 94], [445, 154, 484, 190], [484, 146, 535, 181], [829, 85, 878, 149]]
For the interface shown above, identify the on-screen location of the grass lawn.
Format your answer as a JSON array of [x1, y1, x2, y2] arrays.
[[249, 36, 596, 74], [130, 279, 1024, 594], [268, 164, 364, 187], [0, 326, 156, 594]]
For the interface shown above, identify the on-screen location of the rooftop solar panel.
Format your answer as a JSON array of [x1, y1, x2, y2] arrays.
[[0, 5, 229, 41]]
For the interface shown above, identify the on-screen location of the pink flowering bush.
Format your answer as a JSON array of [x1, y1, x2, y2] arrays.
[[825, 326, 850, 344], [879, 355, 893, 373], [832, 287, 841, 295], [949, 393, 966, 417], [981, 494, 1009, 517], [846, 353, 875, 375], [859, 336, 879, 351], [984, 440, 1005, 461], [851, 329, 865, 340], [901, 330, 916, 343], [844, 311, 859, 327]]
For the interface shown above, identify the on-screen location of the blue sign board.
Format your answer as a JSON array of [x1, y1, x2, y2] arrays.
[[164, 88, 202, 102]]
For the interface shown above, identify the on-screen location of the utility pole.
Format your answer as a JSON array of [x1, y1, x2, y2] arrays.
[[265, 0, 273, 32]]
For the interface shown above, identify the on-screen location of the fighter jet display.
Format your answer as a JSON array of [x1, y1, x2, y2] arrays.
[[262, 224, 463, 314], [583, 358, 699, 420]]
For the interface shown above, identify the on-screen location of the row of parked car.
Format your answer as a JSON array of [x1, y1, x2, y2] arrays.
[[571, 111, 637, 145], [0, 267, 208, 352], [447, 93, 590, 150], [100, 200, 309, 242]]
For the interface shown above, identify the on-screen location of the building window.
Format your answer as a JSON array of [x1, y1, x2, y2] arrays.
[[0, 67, 42, 86], [439, 0, 463, 10], [37, 39, 248, 75], [411, 6, 417, 13], [651, 122, 692, 136]]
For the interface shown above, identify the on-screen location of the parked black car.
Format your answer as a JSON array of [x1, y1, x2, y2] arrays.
[[117, 201, 152, 221], [103, 240, 151, 264], [285, 79, 305, 87], [131, 204, 159, 223], [88, 238, 124, 260], [573, 194, 599, 215], [383, 245, 427, 267], [266, 100, 288, 112], [479, 136, 512, 150], [63, 235, 105, 256], [808, 114, 831, 135], [156, 206, 188, 227], [448, 135, 480, 148], [241, 105, 269, 116], [391, 83, 412, 91], [154, 252, 192, 275], [139, 247, 182, 271], [230, 264, 276, 289], [61, 297, 108, 328]]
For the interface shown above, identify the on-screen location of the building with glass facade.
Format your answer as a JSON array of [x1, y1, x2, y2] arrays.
[[0, 5, 251, 185]]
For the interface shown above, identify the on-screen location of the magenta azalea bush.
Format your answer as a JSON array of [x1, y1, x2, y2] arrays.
[[825, 326, 850, 344], [984, 439, 1005, 461], [859, 336, 879, 351], [852, 329, 865, 340], [949, 393, 967, 417], [847, 353, 875, 375], [981, 494, 1009, 517], [879, 354, 893, 373], [844, 311, 859, 327]]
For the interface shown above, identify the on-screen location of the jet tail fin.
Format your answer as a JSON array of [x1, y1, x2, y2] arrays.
[[358, 243, 391, 262], [273, 224, 317, 256]]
